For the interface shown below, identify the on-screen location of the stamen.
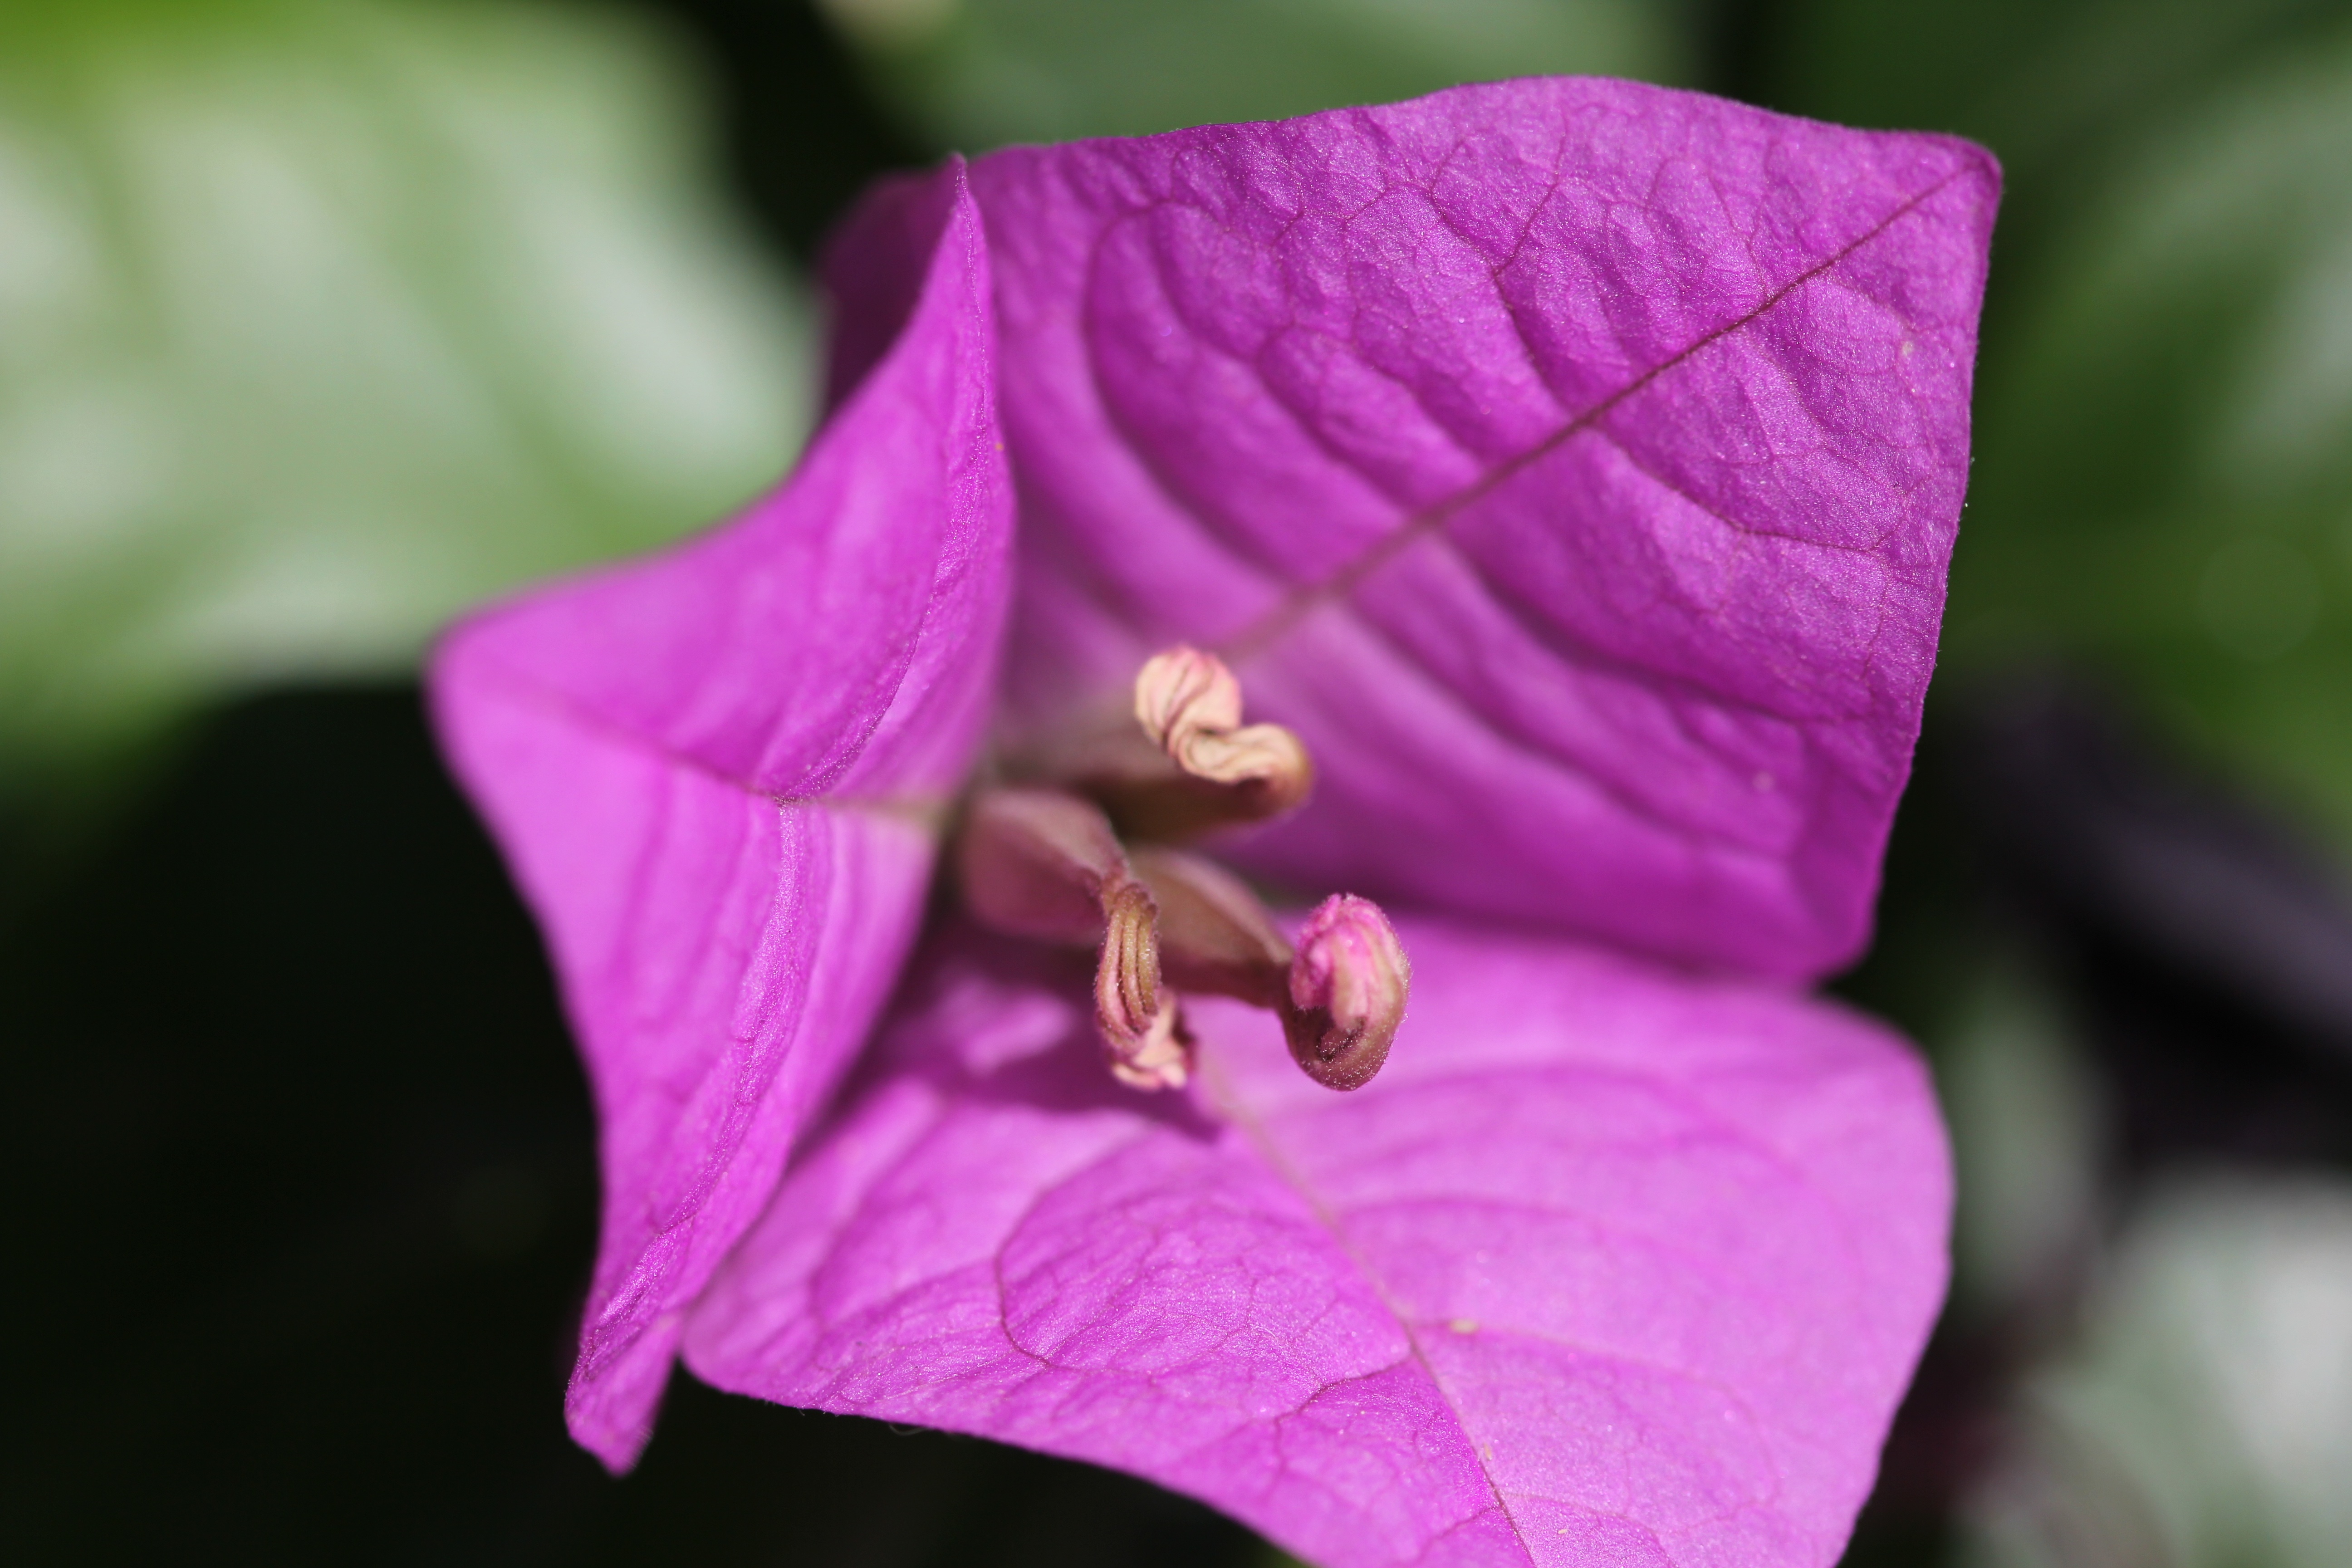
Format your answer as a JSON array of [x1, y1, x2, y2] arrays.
[[957, 787, 1191, 1090], [956, 787, 1130, 944], [1128, 847, 1294, 1010], [1127, 647, 1313, 822], [1281, 894, 1410, 1091], [1105, 1008, 1190, 1092], [1096, 881, 1188, 1090], [954, 780, 1412, 1094], [1092, 879, 1165, 1063], [1133, 645, 1242, 747]]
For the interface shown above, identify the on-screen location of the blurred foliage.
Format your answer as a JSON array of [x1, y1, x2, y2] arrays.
[[1939, 956, 2102, 1317], [644, 0, 922, 261], [1757, 0, 2352, 857], [812, 0, 1692, 149], [1756, 9, 2352, 1564], [1963, 1176, 2352, 1568], [1952, 32, 2352, 858], [7, 1, 2352, 1563], [0, 0, 809, 785], [1754, 0, 2344, 190]]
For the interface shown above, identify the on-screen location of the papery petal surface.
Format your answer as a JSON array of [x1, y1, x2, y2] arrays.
[[427, 167, 1009, 1469], [966, 77, 1999, 980], [682, 916, 1951, 1568]]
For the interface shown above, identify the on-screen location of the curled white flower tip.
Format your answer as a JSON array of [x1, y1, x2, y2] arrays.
[[1134, 646, 1242, 751], [1130, 646, 1313, 817], [1283, 894, 1410, 1091], [1105, 1000, 1190, 1092]]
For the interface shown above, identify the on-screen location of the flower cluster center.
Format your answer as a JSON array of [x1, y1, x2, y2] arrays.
[[953, 648, 1408, 1092]]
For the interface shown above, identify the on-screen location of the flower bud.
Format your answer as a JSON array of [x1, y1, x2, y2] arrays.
[[1281, 894, 1410, 1091]]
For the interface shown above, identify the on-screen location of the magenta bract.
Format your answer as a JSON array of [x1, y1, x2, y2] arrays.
[[975, 83, 1994, 981], [431, 76, 1996, 1568], [432, 175, 1012, 1462], [688, 917, 1949, 1568]]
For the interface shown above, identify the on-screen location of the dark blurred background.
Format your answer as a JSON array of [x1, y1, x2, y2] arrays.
[[8, 2, 2352, 1563]]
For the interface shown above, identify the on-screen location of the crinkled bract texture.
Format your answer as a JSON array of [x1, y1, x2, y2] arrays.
[[431, 74, 1995, 1568], [686, 918, 1950, 1568], [977, 77, 1994, 980]]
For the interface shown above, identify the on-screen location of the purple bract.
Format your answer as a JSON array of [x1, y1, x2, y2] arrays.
[[431, 77, 1997, 1568]]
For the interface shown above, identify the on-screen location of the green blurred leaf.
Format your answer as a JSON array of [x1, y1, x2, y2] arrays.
[[1940, 956, 2102, 1316], [1754, 0, 2341, 186], [816, 0, 1690, 150], [1946, 30, 2352, 852], [1965, 1176, 2352, 1568], [0, 0, 810, 772]]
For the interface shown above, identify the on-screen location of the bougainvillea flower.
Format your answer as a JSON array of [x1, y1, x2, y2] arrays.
[[432, 77, 1996, 1568]]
